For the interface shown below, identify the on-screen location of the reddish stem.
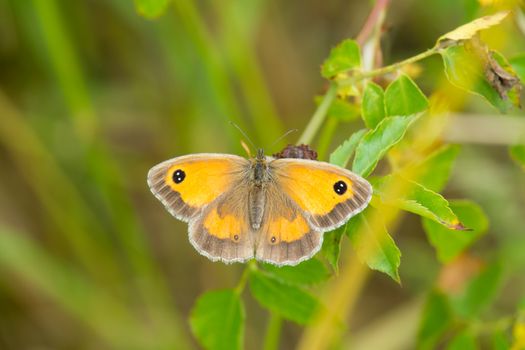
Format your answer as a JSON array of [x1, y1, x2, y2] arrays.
[[356, 0, 390, 46]]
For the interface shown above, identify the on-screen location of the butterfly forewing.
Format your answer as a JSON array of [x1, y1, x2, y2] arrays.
[[271, 158, 373, 231], [147, 153, 248, 222]]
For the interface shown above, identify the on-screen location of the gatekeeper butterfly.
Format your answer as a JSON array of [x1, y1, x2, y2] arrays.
[[147, 148, 372, 266]]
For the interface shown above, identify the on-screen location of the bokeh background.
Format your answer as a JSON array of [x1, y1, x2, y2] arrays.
[[0, 0, 524, 349]]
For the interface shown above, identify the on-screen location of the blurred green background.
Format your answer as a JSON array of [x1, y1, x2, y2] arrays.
[[0, 0, 524, 349]]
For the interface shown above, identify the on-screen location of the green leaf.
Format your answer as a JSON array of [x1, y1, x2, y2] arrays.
[[249, 269, 321, 324], [510, 54, 525, 82], [417, 290, 454, 350], [329, 129, 366, 167], [423, 200, 488, 263], [361, 82, 386, 128], [441, 45, 513, 113], [384, 74, 429, 117], [190, 289, 244, 350], [346, 209, 401, 282], [451, 261, 504, 319], [510, 144, 525, 171], [408, 145, 461, 192], [447, 330, 478, 350], [321, 225, 346, 273], [321, 39, 361, 78], [352, 115, 416, 177], [134, 0, 171, 18], [375, 175, 464, 230], [262, 258, 330, 286]]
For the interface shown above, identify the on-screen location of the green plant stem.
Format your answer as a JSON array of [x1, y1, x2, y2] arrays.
[[338, 47, 440, 87], [263, 312, 283, 350], [316, 117, 339, 160], [235, 261, 256, 294], [298, 84, 338, 145]]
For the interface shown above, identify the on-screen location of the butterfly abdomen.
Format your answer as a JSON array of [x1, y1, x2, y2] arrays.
[[249, 156, 270, 230], [249, 186, 266, 230]]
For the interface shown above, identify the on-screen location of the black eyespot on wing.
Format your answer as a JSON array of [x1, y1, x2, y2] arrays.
[[333, 180, 347, 195], [172, 169, 186, 184], [270, 236, 276, 243]]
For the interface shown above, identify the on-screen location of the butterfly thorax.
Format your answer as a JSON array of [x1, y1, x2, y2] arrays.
[[252, 148, 269, 185]]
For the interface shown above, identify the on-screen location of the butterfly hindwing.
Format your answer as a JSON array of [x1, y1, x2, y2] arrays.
[[190, 190, 255, 263], [255, 184, 322, 266]]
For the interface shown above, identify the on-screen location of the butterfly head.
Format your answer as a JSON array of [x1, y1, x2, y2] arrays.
[[256, 148, 265, 160]]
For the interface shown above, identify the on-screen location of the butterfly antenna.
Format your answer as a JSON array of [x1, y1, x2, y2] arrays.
[[229, 121, 256, 150], [271, 129, 299, 148]]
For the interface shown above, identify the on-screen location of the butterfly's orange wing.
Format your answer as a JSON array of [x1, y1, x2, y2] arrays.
[[254, 184, 322, 266], [190, 190, 256, 263], [147, 153, 248, 221], [147, 154, 256, 263], [271, 158, 372, 231]]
